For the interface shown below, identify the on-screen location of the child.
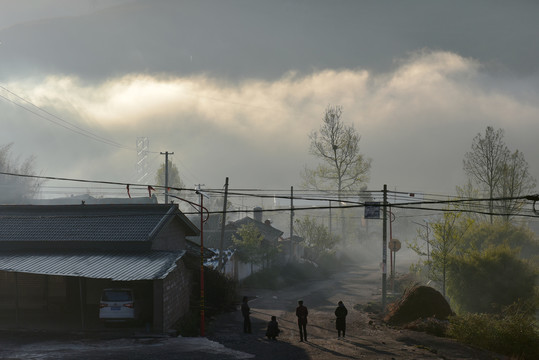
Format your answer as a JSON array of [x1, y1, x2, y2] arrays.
[[266, 315, 281, 340]]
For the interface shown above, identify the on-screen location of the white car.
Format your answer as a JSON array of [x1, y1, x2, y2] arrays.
[[99, 288, 137, 322]]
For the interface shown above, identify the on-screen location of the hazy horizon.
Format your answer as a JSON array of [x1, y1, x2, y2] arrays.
[[2, 0, 538, 200]]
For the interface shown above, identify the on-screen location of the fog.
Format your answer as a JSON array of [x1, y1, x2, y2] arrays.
[[1, 0, 538, 198]]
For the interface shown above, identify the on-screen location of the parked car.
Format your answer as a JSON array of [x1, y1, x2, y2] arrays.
[[99, 288, 138, 322]]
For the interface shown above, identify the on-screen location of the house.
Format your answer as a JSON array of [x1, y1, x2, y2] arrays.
[[189, 213, 284, 281], [0, 203, 199, 333], [279, 234, 305, 262]]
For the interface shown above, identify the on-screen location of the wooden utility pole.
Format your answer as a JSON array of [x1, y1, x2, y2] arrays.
[[290, 186, 294, 262], [195, 184, 206, 337], [160, 151, 174, 204], [382, 184, 388, 310], [218, 177, 229, 271]]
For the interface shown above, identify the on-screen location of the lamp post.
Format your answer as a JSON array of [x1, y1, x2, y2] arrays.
[[167, 191, 209, 337]]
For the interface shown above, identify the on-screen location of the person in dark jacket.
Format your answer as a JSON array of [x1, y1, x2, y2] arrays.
[[296, 300, 308, 342], [335, 300, 348, 338], [265, 315, 281, 340], [241, 296, 252, 334]]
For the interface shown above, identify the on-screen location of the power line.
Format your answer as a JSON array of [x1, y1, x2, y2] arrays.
[[2, 171, 538, 220], [0, 85, 132, 150]]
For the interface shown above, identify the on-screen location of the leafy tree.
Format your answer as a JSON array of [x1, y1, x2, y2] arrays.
[[446, 246, 537, 314], [232, 223, 265, 272], [460, 221, 539, 260], [295, 216, 339, 262], [463, 126, 536, 222], [413, 211, 472, 296], [0, 143, 41, 204]]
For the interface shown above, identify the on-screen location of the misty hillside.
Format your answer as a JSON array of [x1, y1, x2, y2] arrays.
[[1, 0, 537, 82]]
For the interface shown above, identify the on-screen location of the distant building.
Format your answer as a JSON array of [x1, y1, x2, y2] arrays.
[[189, 211, 285, 281]]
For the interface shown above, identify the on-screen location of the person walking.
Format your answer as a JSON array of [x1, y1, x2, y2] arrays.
[[335, 300, 348, 338], [241, 296, 252, 334], [296, 300, 308, 342], [265, 315, 281, 340]]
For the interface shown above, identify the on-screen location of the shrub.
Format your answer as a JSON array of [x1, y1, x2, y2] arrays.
[[447, 246, 536, 314], [447, 300, 539, 359]]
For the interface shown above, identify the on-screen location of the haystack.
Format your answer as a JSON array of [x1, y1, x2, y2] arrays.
[[384, 285, 453, 326]]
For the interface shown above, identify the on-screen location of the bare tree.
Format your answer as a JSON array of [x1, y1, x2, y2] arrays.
[[302, 105, 371, 241], [496, 149, 536, 221], [463, 126, 536, 221], [0, 143, 41, 204], [463, 126, 509, 222], [302, 105, 371, 196]]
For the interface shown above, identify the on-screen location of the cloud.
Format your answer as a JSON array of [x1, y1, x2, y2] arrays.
[[2, 50, 538, 194]]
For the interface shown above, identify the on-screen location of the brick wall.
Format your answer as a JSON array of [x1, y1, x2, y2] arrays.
[[160, 259, 191, 332]]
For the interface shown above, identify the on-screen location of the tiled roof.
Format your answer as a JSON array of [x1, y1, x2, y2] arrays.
[[0, 204, 199, 242], [189, 216, 284, 249], [0, 250, 186, 281]]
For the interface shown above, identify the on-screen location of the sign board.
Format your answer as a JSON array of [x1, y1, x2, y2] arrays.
[[388, 238, 401, 252], [364, 202, 381, 219]]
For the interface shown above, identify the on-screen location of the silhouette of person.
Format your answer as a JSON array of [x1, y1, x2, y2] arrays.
[[241, 296, 252, 333], [296, 300, 308, 342], [335, 300, 348, 338], [265, 315, 281, 340]]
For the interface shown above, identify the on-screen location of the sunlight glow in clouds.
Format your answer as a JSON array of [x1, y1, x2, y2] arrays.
[[4, 50, 539, 192]]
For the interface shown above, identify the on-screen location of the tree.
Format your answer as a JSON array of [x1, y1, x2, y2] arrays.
[[232, 223, 265, 272], [460, 220, 539, 260], [463, 126, 536, 222], [413, 211, 472, 296], [0, 143, 41, 204], [496, 150, 536, 221], [303, 105, 371, 195], [295, 216, 339, 262], [446, 246, 536, 314], [302, 105, 371, 240], [155, 160, 184, 201]]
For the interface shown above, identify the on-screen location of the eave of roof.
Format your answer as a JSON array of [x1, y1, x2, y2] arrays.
[[0, 204, 200, 242], [0, 250, 186, 281]]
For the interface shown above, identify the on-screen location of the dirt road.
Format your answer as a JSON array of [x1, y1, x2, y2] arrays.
[[207, 263, 507, 360], [0, 262, 507, 359]]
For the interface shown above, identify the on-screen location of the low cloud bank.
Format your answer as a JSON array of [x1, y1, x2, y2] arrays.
[[2, 50, 538, 193]]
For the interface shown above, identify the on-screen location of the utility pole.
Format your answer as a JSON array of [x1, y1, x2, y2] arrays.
[[329, 200, 332, 235], [195, 184, 208, 337], [382, 184, 388, 310], [160, 151, 174, 204], [290, 186, 294, 262], [218, 177, 229, 271]]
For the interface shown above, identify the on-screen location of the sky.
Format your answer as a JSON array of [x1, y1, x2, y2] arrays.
[[1, 0, 539, 200]]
